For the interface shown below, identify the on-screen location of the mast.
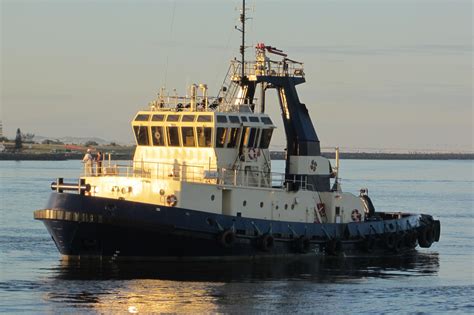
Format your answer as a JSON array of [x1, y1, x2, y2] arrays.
[[235, 0, 247, 82], [240, 0, 246, 80]]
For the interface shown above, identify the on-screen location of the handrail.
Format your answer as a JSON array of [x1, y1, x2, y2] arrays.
[[83, 159, 309, 190]]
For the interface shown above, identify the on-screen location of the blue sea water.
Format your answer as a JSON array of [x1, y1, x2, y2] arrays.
[[0, 159, 473, 314]]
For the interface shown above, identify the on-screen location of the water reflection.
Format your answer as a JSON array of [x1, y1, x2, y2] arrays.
[[51, 252, 440, 282], [40, 253, 441, 313]]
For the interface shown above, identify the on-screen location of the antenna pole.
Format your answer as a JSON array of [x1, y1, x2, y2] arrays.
[[240, 0, 246, 80]]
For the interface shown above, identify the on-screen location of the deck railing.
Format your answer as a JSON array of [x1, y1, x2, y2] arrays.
[[83, 160, 308, 190]]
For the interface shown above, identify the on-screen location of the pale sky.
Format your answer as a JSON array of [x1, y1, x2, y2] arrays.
[[1, 0, 472, 151]]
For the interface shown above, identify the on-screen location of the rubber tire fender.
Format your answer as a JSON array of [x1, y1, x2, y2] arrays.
[[218, 229, 236, 248]]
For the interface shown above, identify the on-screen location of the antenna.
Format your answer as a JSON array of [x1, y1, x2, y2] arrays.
[[235, 0, 249, 81]]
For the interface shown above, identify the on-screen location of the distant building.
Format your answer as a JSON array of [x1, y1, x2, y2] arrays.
[[0, 121, 3, 137]]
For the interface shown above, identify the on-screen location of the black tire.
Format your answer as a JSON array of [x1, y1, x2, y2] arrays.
[[218, 229, 236, 248], [404, 231, 418, 248], [294, 236, 311, 253], [418, 225, 434, 248], [361, 236, 376, 253], [325, 239, 341, 256], [258, 234, 274, 252], [384, 233, 397, 250]]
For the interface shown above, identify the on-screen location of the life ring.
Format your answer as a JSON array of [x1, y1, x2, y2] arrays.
[[418, 225, 434, 248], [166, 194, 178, 207], [218, 229, 236, 247], [257, 234, 274, 252], [325, 239, 341, 256], [248, 148, 257, 160], [294, 236, 311, 253], [351, 209, 362, 222]]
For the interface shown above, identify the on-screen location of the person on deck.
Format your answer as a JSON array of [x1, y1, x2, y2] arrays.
[[82, 149, 93, 176], [96, 151, 103, 175]]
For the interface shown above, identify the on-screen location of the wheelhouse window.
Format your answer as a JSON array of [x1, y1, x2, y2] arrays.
[[247, 128, 258, 147], [151, 126, 165, 146], [249, 116, 259, 123], [261, 117, 273, 125], [197, 115, 212, 122], [227, 128, 240, 148], [167, 115, 180, 122], [216, 128, 227, 148], [133, 126, 150, 145], [259, 129, 273, 148], [217, 115, 228, 123], [135, 114, 150, 122], [167, 126, 180, 146], [181, 127, 195, 147], [197, 127, 212, 147], [229, 116, 240, 123], [182, 115, 195, 122], [152, 114, 165, 121]]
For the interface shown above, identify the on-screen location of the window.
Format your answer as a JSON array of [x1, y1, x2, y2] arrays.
[[167, 126, 180, 146], [216, 128, 227, 148], [151, 126, 165, 146], [259, 129, 273, 148], [249, 116, 259, 122], [167, 115, 180, 122], [227, 128, 241, 148], [217, 115, 228, 123], [181, 127, 195, 147], [248, 128, 257, 147], [229, 116, 240, 123], [197, 127, 212, 147], [133, 126, 150, 145], [182, 115, 195, 122], [152, 114, 165, 121], [135, 114, 150, 121], [241, 116, 248, 122], [197, 115, 212, 122], [261, 117, 273, 125]]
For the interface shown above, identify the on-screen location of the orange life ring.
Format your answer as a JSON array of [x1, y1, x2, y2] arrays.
[[166, 194, 178, 207]]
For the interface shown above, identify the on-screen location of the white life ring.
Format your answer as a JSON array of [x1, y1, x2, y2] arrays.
[[248, 148, 257, 160]]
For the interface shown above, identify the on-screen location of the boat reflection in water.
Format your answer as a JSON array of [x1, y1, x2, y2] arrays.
[[44, 253, 439, 313]]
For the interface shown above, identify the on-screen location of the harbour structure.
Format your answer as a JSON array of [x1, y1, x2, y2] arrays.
[[34, 1, 440, 260]]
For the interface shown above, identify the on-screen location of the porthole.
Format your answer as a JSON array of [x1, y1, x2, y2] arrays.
[[260, 202, 264, 208], [276, 206, 279, 210], [159, 189, 165, 196], [211, 194, 215, 201], [291, 204, 295, 210], [243, 200, 247, 207], [284, 204, 288, 210]]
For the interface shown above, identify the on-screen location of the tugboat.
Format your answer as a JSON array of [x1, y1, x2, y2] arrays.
[[34, 1, 440, 260]]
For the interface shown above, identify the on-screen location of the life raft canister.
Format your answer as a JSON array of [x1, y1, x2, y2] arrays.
[[166, 194, 178, 207]]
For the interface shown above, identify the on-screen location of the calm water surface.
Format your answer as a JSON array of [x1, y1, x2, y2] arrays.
[[0, 160, 473, 313]]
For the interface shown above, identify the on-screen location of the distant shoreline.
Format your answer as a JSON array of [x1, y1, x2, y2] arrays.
[[0, 151, 472, 161]]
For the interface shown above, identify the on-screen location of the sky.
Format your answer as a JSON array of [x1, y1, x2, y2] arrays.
[[1, 0, 472, 152]]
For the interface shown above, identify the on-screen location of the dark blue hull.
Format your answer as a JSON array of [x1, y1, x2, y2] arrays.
[[34, 193, 440, 260]]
